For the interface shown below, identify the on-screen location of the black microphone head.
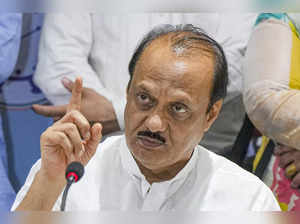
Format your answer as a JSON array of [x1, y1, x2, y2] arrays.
[[65, 161, 84, 183]]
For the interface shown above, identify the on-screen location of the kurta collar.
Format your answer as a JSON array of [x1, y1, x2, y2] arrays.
[[120, 136, 199, 198]]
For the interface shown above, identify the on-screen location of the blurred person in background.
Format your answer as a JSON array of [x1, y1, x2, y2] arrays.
[[32, 13, 256, 157], [243, 13, 300, 211], [0, 13, 22, 211]]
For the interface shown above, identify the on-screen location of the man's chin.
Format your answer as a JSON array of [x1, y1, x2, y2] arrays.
[[130, 145, 166, 168], [133, 155, 164, 172]]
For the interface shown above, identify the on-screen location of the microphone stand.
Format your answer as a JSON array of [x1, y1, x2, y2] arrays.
[[60, 176, 75, 211], [60, 161, 84, 211]]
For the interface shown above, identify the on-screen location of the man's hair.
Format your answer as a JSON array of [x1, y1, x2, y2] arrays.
[[128, 24, 228, 112]]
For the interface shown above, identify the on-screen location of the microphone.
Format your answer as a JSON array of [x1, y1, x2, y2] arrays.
[[65, 161, 84, 183], [60, 162, 85, 211]]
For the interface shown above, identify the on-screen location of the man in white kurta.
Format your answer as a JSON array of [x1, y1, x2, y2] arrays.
[[12, 135, 279, 211], [13, 24, 280, 211]]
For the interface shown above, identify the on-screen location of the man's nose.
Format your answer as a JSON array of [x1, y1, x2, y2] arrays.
[[145, 113, 167, 133]]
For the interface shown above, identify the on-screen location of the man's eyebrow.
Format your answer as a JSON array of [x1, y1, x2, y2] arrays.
[[136, 84, 150, 92], [168, 88, 195, 106], [135, 82, 157, 92]]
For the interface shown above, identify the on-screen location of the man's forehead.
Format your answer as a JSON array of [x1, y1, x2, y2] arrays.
[[137, 33, 215, 70], [135, 39, 215, 84], [134, 67, 212, 95], [130, 33, 215, 99], [133, 59, 213, 106]]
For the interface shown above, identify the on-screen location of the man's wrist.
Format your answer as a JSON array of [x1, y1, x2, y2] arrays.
[[36, 169, 66, 189], [15, 170, 66, 211]]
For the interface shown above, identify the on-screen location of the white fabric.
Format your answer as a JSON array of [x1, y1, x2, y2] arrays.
[[12, 135, 280, 211], [34, 13, 256, 152]]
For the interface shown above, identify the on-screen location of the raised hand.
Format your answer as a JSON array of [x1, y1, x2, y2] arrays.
[[15, 77, 103, 211], [39, 77, 102, 183]]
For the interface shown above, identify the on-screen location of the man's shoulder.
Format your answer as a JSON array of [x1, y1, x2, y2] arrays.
[[196, 145, 258, 181], [194, 145, 280, 211], [196, 145, 254, 178]]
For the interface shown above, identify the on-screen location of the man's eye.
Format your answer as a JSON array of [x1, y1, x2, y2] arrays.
[[172, 104, 187, 113], [137, 93, 150, 104]]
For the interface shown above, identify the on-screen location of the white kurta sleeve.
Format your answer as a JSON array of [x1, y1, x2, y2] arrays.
[[251, 184, 281, 211], [243, 18, 300, 150], [10, 160, 41, 211], [33, 14, 125, 129], [11, 159, 63, 211]]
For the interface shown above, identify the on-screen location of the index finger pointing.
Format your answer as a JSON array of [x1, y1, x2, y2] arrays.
[[67, 77, 83, 112]]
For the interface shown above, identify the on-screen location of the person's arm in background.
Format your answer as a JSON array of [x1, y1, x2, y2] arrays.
[[0, 13, 22, 211], [33, 14, 120, 135], [243, 15, 300, 187], [243, 17, 300, 150]]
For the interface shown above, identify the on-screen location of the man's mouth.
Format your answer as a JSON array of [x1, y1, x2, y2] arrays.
[[136, 135, 166, 149]]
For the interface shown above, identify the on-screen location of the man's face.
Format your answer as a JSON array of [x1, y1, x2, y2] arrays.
[[125, 36, 222, 172]]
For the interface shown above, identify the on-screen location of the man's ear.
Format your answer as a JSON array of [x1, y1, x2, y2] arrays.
[[126, 78, 133, 100], [126, 83, 131, 100], [204, 99, 223, 132]]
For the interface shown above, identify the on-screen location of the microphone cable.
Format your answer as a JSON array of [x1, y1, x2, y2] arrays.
[[60, 161, 84, 211]]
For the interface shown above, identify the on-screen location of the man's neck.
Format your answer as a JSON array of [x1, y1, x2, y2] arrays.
[[135, 151, 194, 185]]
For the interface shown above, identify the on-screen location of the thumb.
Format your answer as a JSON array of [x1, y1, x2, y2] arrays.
[[84, 123, 103, 158], [61, 77, 74, 92], [32, 104, 67, 117]]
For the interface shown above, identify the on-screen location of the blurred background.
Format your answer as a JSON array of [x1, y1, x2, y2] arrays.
[[1, 14, 51, 192]]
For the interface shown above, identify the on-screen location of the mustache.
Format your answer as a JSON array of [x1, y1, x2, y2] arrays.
[[137, 130, 166, 144]]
